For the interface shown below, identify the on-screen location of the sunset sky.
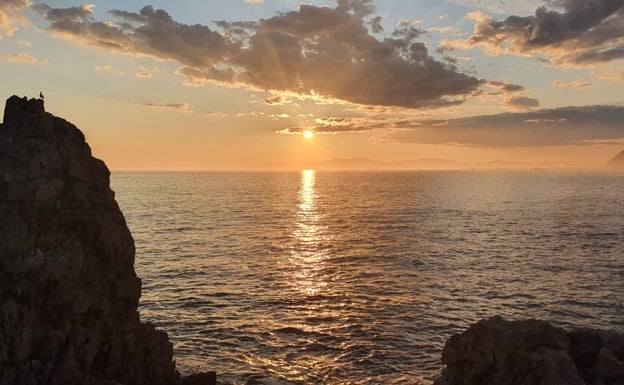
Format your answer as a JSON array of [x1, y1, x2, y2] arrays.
[[1, 0, 623, 170]]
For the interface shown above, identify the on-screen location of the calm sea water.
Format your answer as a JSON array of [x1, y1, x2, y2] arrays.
[[111, 171, 624, 385]]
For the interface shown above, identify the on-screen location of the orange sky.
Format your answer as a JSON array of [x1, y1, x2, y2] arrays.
[[1, 0, 623, 170]]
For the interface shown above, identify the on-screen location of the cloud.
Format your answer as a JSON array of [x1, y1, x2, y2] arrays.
[[244, 0, 264, 4], [264, 95, 284, 105], [270, 113, 290, 119], [388, 105, 624, 147], [551, 80, 591, 88], [283, 105, 624, 147], [135, 66, 160, 79], [592, 68, 624, 81], [136, 70, 152, 78], [486, 80, 526, 93], [0, 0, 29, 39], [1, 52, 49, 66], [445, 0, 543, 15], [33, 1, 483, 109], [214, 1, 481, 108], [94, 64, 124, 76], [94, 64, 111, 72], [444, 0, 624, 67], [396, 19, 421, 27], [427, 26, 460, 34], [277, 115, 398, 135], [33, 4, 231, 65], [502, 96, 540, 110], [142, 102, 192, 113]]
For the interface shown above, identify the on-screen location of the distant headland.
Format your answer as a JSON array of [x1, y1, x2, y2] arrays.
[[259, 155, 623, 171]]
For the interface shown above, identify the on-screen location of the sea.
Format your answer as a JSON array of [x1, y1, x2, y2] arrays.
[[110, 170, 624, 385]]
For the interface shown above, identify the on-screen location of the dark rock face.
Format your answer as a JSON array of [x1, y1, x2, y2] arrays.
[[435, 316, 624, 385], [0, 96, 183, 385]]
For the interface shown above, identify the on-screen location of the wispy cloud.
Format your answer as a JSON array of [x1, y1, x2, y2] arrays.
[[2, 52, 49, 66], [33, 1, 485, 109], [135, 70, 152, 79], [0, 0, 29, 39], [135, 66, 160, 79], [95, 64, 124, 76], [95, 64, 112, 72], [592, 68, 624, 82]]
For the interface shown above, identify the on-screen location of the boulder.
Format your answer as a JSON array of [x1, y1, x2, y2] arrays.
[[435, 316, 624, 385]]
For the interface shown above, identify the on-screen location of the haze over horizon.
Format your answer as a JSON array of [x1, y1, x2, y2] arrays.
[[1, 0, 623, 170]]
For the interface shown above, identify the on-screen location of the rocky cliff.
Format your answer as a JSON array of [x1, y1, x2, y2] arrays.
[[435, 316, 624, 385], [0, 96, 209, 385]]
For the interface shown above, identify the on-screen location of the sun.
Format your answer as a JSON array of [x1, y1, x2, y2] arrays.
[[303, 130, 314, 139]]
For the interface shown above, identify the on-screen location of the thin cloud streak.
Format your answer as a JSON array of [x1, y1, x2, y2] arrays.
[[551, 80, 591, 88], [2, 52, 49, 66], [141, 102, 192, 113], [392, 105, 624, 147], [281, 105, 624, 147]]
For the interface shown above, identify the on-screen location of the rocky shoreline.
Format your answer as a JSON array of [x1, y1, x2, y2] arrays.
[[1, 95, 622, 384]]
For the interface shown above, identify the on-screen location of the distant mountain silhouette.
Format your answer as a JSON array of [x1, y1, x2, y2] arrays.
[[310, 157, 464, 170], [606, 150, 624, 169], [258, 157, 605, 171], [312, 157, 384, 170]]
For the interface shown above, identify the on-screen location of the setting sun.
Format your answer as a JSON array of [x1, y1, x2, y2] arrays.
[[303, 130, 314, 139]]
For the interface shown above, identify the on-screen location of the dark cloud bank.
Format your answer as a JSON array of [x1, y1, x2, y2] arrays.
[[392, 105, 624, 147], [456, 0, 624, 67], [33, 0, 482, 109]]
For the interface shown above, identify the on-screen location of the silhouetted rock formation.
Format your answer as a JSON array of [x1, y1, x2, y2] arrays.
[[435, 316, 624, 385], [607, 150, 624, 169], [0, 96, 214, 385]]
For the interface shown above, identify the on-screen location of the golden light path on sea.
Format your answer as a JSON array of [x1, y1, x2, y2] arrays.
[[290, 169, 329, 297]]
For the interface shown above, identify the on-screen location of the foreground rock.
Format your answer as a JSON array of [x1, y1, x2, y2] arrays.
[[0, 96, 215, 385], [435, 316, 624, 385]]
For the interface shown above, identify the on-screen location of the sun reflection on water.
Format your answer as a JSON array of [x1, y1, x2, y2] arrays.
[[290, 169, 329, 297]]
